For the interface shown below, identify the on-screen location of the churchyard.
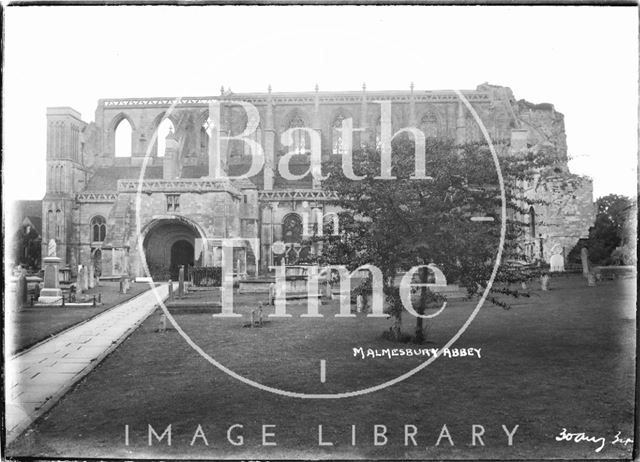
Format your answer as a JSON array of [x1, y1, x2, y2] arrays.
[[7, 272, 635, 459], [7, 281, 154, 355]]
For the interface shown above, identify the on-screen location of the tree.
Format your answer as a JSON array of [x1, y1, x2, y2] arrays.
[[311, 137, 558, 342], [14, 225, 42, 270], [579, 194, 633, 265]]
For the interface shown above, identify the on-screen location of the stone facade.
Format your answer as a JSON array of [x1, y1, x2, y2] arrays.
[[41, 83, 594, 278]]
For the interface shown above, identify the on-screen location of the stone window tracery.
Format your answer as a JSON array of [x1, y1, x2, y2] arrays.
[[332, 114, 346, 155], [167, 194, 180, 212], [91, 215, 107, 242], [288, 116, 307, 155]]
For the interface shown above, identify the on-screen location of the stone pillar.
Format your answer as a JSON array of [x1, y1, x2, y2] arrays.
[[313, 84, 321, 143], [409, 82, 416, 127], [263, 85, 275, 190], [163, 129, 179, 179], [360, 83, 368, 147], [456, 101, 466, 144], [207, 99, 226, 178], [38, 256, 63, 304]]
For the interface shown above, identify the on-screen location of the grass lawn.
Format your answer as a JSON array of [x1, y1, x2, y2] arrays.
[[7, 274, 636, 459], [7, 282, 154, 355]]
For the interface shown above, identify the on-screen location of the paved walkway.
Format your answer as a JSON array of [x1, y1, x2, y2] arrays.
[[5, 283, 172, 444]]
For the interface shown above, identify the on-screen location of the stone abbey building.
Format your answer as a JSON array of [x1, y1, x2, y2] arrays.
[[42, 83, 594, 279]]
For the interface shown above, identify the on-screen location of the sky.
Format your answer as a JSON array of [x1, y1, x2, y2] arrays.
[[3, 5, 638, 202]]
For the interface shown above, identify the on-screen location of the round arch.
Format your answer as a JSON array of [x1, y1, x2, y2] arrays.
[[140, 216, 206, 280]]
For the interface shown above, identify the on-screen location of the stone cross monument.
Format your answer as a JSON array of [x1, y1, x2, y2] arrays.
[[38, 239, 63, 305]]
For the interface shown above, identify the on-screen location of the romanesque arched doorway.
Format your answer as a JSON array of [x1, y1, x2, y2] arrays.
[[142, 218, 200, 280]]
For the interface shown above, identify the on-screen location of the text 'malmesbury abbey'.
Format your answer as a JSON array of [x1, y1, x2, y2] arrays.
[[42, 83, 594, 279]]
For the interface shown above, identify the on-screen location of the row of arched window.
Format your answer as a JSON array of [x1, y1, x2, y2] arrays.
[[48, 122, 81, 161], [46, 209, 63, 240], [49, 165, 66, 192], [112, 111, 448, 158]]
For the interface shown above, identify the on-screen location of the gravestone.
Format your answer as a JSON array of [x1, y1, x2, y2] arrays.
[[168, 279, 174, 300], [269, 283, 276, 305], [549, 254, 565, 272], [119, 275, 128, 294], [581, 247, 590, 277], [16, 272, 27, 308], [178, 266, 185, 298], [540, 274, 550, 291], [38, 239, 63, 305], [88, 264, 95, 289], [356, 294, 364, 313], [79, 265, 89, 293]]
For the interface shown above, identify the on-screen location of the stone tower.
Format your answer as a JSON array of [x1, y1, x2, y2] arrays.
[[42, 107, 87, 268]]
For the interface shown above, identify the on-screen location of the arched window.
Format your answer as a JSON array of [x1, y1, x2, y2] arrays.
[[282, 213, 303, 243], [114, 118, 133, 157], [47, 210, 54, 239], [55, 209, 62, 239], [332, 114, 346, 155], [91, 215, 107, 242], [420, 111, 439, 138], [155, 118, 175, 157], [529, 207, 536, 238], [200, 123, 209, 155], [288, 116, 307, 155]]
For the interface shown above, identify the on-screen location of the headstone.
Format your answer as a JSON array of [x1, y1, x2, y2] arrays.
[[178, 266, 185, 298], [587, 272, 596, 287], [581, 247, 590, 277], [16, 273, 27, 307], [119, 276, 126, 294], [124, 276, 131, 293], [38, 240, 63, 305], [88, 264, 95, 289], [540, 274, 550, 291], [158, 313, 167, 333], [168, 279, 174, 300], [323, 280, 332, 299], [79, 265, 89, 293], [356, 294, 364, 313], [269, 283, 276, 305], [33, 281, 42, 300], [549, 254, 565, 272]]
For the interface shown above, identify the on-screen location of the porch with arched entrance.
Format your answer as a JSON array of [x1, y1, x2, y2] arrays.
[[140, 217, 203, 280]]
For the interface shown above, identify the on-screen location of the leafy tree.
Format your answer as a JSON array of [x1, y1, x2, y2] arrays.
[[576, 194, 633, 265], [311, 137, 558, 342], [14, 225, 42, 270]]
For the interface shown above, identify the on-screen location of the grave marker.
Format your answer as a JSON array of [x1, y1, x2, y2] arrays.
[[38, 239, 63, 305], [178, 266, 185, 298]]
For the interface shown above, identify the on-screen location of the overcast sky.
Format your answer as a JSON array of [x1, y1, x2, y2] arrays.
[[4, 5, 638, 202]]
